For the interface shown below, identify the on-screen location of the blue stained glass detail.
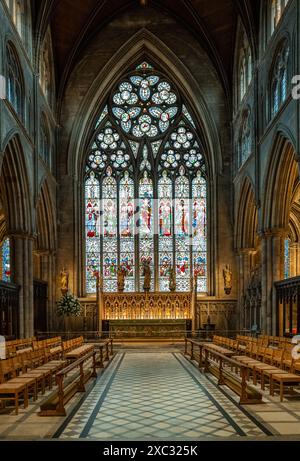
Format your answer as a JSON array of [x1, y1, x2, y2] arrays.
[[284, 238, 290, 279], [1, 238, 11, 282]]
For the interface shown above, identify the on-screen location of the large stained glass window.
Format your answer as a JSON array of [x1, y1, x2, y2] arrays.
[[0, 238, 11, 282], [84, 62, 207, 294]]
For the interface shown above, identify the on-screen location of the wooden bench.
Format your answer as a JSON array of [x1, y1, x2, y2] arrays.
[[38, 350, 97, 416], [270, 373, 300, 401], [185, 338, 263, 404], [93, 339, 114, 368], [65, 344, 94, 361], [0, 382, 28, 414]]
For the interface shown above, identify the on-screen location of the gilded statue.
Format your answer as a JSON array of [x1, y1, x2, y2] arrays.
[[117, 265, 126, 292], [169, 267, 176, 292], [142, 260, 151, 292], [60, 268, 69, 294], [223, 264, 232, 295]]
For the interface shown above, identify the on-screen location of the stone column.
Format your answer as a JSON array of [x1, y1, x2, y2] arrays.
[[236, 249, 252, 330], [13, 236, 24, 337], [261, 231, 272, 335], [261, 229, 285, 335], [40, 250, 56, 331], [271, 230, 285, 335], [27, 238, 34, 337], [11, 233, 35, 338]]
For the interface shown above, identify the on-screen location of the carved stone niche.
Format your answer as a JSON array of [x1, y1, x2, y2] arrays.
[[243, 266, 262, 309]]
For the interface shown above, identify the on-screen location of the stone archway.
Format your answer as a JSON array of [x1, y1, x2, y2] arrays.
[[0, 135, 33, 337], [261, 133, 298, 334], [235, 176, 259, 330]]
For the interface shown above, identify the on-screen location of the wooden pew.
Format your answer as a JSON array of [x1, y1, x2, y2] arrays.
[[185, 338, 263, 404], [38, 350, 97, 416]]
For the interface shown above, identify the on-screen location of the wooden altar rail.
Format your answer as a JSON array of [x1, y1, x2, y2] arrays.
[[185, 339, 263, 404], [39, 350, 97, 416]]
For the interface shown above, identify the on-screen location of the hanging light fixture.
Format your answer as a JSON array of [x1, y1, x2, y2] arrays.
[[140, 0, 148, 6]]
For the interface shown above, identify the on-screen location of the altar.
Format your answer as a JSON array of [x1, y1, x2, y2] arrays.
[[101, 291, 192, 320], [99, 291, 194, 338], [107, 319, 191, 338]]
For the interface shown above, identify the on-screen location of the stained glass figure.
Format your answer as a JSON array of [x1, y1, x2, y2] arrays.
[[102, 170, 118, 291], [174, 169, 190, 289], [85, 173, 100, 293], [139, 172, 154, 290], [158, 171, 173, 291], [192, 172, 207, 292], [119, 172, 135, 291]]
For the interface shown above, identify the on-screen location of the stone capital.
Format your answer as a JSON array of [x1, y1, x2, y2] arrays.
[[258, 227, 288, 239], [236, 247, 256, 256], [9, 231, 37, 241]]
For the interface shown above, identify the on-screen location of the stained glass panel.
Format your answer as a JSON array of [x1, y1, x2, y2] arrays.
[[85, 173, 100, 293], [111, 72, 180, 139], [158, 171, 173, 291], [102, 170, 117, 291], [192, 172, 207, 292], [119, 172, 135, 291], [1, 238, 11, 283], [284, 238, 290, 279], [175, 170, 190, 290], [139, 172, 154, 291]]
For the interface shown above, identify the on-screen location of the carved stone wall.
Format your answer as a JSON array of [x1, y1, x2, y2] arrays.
[[103, 292, 191, 320], [196, 299, 237, 332]]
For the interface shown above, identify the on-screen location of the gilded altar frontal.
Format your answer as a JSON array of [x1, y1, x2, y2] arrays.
[[0, 0, 300, 448]]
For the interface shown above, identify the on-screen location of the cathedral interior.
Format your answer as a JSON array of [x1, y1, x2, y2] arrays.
[[1, 0, 300, 444]]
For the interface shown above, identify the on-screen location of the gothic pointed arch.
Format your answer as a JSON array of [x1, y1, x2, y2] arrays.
[[36, 179, 56, 253], [0, 135, 33, 235], [262, 132, 297, 231], [235, 176, 258, 251], [66, 29, 221, 180]]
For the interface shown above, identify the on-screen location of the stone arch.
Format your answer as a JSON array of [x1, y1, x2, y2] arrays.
[[34, 178, 57, 331], [262, 131, 297, 231], [0, 135, 32, 235], [0, 135, 34, 337], [58, 26, 232, 298], [66, 29, 222, 182], [36, 178, 56, 253], [235, 176, 258, 251]]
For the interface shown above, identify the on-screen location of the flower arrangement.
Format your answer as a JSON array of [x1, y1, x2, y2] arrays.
[[57, 293, 82, 317]]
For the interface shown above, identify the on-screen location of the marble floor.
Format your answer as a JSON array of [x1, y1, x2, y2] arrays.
[[58, 351, 272, 440], [1, 348, 300, 440]]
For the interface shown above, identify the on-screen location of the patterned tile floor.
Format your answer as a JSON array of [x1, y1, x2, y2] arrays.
[[58, 351, 272, 440]]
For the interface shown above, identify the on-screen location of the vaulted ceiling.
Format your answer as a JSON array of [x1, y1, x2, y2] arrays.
[[33, 0, 259, 96]]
